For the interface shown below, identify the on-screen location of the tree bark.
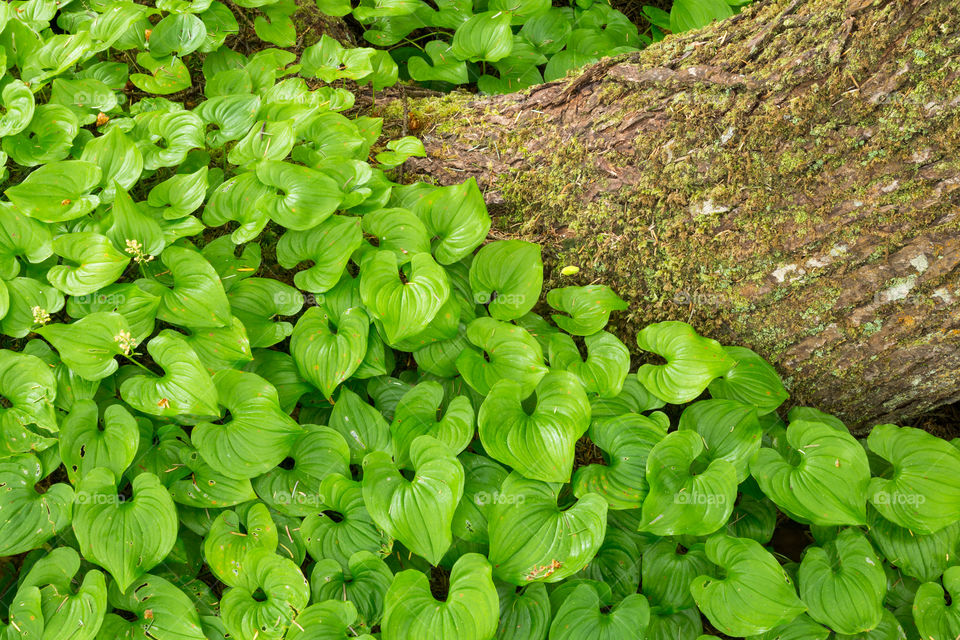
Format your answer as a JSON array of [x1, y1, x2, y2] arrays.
[[384, 0, 960, 431]]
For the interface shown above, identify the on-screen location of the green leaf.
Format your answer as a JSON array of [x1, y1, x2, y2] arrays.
[[203, 503, 279, 587], [136, 110, 204, 170], [168, 445, 257, 508], [303, 473, 393, 568], [638, 430, 737, 536], [456, 317, 548, 396], [412, 178, 491, 264], [488, 473, 607, 585], [381, 553, 498, 640], [66, 282, 160, 345], [119, 329, 220, 419], [725, 493, 777, 544], [3, 104, 79, 167], [17, 546, 108, 640], [46, 232, 128, 297], [670, 0, 732, 32], [451, 11, 514, 62], [329, 386, 393, 464], [751, 419, 871, 526], [867, 505, 960, 582], [192, 369, 301, 479], [635, 321, 734, 404], [572, 412, 666, 509], [148, 166, 209, 219], [797, 528, 885, 634], [496, 581, 550, 640], [80, 127, 144, 202], [184, 315, 254, 372], [390, 381, 474, 469], [107, 184, 166, 258], [360, 208, 431, 264], [452, 452, 509, 544], [708, 346, 788, 415], [256, 160, 345, 230], [549, 584, 650, 640], [149, 245, 232, 328], [478, 371, 589, 483], [362, 435, 464, 564], [36, 312, 130, 381], [690, 534, 806, 636], [288, 601, 376, 640], [291, 306, 370, 399], [227, 119, 296, 167], [277, 216, 364, 293], [220, 548, 310, 640], [100, 573, 207, 640], [0, 80, 35, 137], [0, 349, 59, 433], [548, 331, 630, 397], [359, 250, 450, 344], [678, 399, 761, 482], [130, 52, 192, 94], [866, 423, 960, 534], [546, 285, 627, 336], [469, 240, 542, 320], [0, 201, 53, 279], [309, 551, 393, 631], [747, 614, 830, 640], [408, 41, 469, 84], [301, 35, 375, 82], [0, 454, 73, 556], [226, 277, 301, 348], [74, 468, 178, 592], [376, 136, 426, 168], [253, 425, 350, 514], [149, 13, 207, 57], [913, 565, 960, 640], [641, 539, 713, 612], [59, 400, 139, 483], [5, 161, 101, 223]]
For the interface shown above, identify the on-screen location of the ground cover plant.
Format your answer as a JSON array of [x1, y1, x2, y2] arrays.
[[0, 1, 959, 639]]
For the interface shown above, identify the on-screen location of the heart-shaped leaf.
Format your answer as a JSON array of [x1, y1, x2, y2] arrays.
[[469, 239, 542, 321], [220, 547, 310, 640], [708, 346, 788, 415], [496, 581, 551, 640], [192, 369, 301, 479], [678, 399, 762, 482], [641, 539, 712, 612], [452, 452, 509, 545], [276, 215, 364, 293], [751, 419, 870, 526], [866, 423, 960, 534], [690, 534, 806, 637], [18, 547, 107, 640], [639, 430, 737, 536], [74, 468, 178, 592], [572, 412, 666, 509], [867, 505, 960, 582], [0, 454, 73, 556], [456, 317, 548, 396], [288, 600, 376, 640], [291, 306, 370, 400], [256, 160, 345, 230], [797, 528, 885, 634], [303, 473, 394, 568], [359, 250, 450, 344], [635, 321, 734, 404], [549, 583, 650, 640], [59, 400, 139, 483], [381, 553, 498, 640], [119, 329, 220, 419], [227, 277, 303, 348], [203, 503, 279, 587], [99, 573, 206, 639], [47, 232, 129, 296], [488, 473, 607, 585], [412, 178, 490, 265], [309, 551, 393, 631], [451, 11, 514, 62], [362, 435, 464, 565], [390, 381, 474, 469], [328, 386, 393, 464], [478, 371, 590, 483], [0, 349, 59, 433], [913, 565, 960, 640], [548, 331, 630, 398], [546, 285, 627, 336], [360, 208, 431, 264], [147, 245, 232, 328]]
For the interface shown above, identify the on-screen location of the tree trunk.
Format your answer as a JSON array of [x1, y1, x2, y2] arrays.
[[384, 0, 960, 431]]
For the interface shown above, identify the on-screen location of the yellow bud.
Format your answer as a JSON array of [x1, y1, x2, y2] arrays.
[[560, 265, 580, 276]]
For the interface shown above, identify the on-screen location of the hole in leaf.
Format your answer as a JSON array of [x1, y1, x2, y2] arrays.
[[429, 566, 450, 601], [278, 457, 296, 470], [251, 587, 268, 602], [322, 510, 344, 523]]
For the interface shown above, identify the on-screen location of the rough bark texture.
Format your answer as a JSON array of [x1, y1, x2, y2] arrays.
[[378, 0, 960, 432]]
